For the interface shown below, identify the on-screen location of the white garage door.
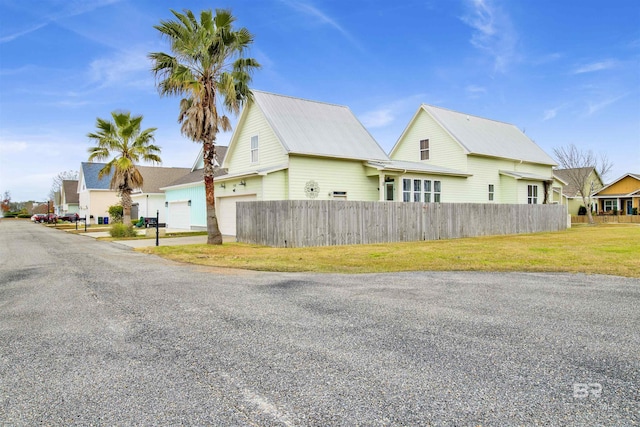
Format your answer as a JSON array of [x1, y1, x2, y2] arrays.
[[168, 201, 190, 230], [218, 195, 256, 236]]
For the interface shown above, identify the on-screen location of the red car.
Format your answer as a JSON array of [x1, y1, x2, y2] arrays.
[[59, 213, 80, 222]]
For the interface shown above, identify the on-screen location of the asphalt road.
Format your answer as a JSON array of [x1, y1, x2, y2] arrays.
[[1, 220, 638, 426]]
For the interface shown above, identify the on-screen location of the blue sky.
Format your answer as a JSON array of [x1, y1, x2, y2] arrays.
[[1, 0, 638, 201]]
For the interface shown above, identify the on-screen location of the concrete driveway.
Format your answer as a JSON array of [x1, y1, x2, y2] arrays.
[[1, 220, 638, 425]]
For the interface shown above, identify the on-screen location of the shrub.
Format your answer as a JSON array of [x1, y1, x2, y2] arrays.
[[577, 206, 587, 216], [633, 208, 638, 216], [17, 214, 32, 218], [108, 204, 123, 223], [109, 223, 137, 238]]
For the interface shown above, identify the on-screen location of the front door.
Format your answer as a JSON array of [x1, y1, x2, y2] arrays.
[[627, 200, 633, 215], [385, 181, 395, 201]]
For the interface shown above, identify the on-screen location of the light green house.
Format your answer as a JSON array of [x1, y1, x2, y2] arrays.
[[388, 104, 558, 205], [164, 92, 561, 235]]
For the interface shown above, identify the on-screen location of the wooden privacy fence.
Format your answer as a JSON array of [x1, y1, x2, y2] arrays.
[[236, 200, 569, 248]]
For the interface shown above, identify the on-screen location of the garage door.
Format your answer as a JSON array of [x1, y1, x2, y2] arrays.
[[168, 201, 190, 230], [218, 195, 256, 236]]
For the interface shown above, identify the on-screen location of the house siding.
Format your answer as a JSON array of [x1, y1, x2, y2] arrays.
[[598, 176, 640, 195], [288, 156, 379, 201], [225, 103, 288, 173], [391, 109, 468, 172], [165, 185, 206, 228], [132, 194, 166, 223]]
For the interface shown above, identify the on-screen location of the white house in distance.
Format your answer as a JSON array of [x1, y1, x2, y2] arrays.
[[78, 162, 191, 224], [130, 166, 191, 223]]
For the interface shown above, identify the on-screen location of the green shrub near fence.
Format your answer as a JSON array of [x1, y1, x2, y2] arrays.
[[110, 223, 137, 238]]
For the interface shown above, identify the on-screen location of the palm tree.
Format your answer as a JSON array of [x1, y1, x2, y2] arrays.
[[87, 111, 161, 225], [149, 8, 260, 244]]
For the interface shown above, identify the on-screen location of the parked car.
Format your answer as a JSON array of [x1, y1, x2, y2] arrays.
[[59, 213, 80, 222], [31, 214, 47, 222]]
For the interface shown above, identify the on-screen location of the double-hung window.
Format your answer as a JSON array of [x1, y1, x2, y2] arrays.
[[403, 179, 411, 202], [423, 180, 431, 202], [420, 139, 430, 160], [413, 180, 421, 202], [488, 184, 495, 201], [433, 180, 441, 202], [527, 185, 538, 204], [250, 135, 259, 164]]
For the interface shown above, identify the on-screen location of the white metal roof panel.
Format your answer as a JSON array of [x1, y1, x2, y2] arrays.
[[253, 91, 388, 161], [423, 105, 557, 166]]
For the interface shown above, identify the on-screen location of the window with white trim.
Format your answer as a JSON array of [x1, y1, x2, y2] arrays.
[[403, 179, 411, 202], [423, 180, 431, 202], [420, 139, 430, 160], [527, 185, 538, 204], [433, 180, 441, 202], [413, 179, 421, 202], [603, 200, 617, 211], [488, 184, 495, 201], [250, 135, 259, 163]]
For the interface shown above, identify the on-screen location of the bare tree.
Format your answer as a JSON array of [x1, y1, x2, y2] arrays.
[[553, 144, 613, 224], [49, 170, 79, 201]]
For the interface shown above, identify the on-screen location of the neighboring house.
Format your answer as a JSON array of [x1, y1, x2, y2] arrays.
[[592, 173, 640, 215], [161, 146, 227, 231], [78, 162, 192, 225], [78, 162, 119, 224], [53, 190, 62, 215], [553, 167, 603, 215], [388, 104, 557, 205], [131, 166, 191, 224], [170, 91, 560, 236], [60, 180, 79, 215]]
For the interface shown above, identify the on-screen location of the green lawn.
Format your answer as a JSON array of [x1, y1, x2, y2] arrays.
[[138, 224, 640, 278]]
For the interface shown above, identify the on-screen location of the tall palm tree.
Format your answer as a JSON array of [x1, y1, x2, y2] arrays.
[[87, 111, 161, 225], [149, 8, 260, 245]]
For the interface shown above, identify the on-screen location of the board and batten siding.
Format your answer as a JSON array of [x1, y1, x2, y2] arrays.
[[391, 108, 468, 171], [165, 184, 206, 228], [288, 155, 379, 201], [237, 200, 569, 247], [224, 102, 288, 173]]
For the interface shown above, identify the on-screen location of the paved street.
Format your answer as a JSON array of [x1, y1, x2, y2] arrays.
[[1, 219, 638, 425]]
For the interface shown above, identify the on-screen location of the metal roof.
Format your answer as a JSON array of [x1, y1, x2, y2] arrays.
[[367, 160, 471, 177], [252, 91, 388, 161], [422, 105, 557, 166]]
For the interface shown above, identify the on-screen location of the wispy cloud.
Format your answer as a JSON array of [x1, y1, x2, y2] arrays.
[[0, 140, 28, 155], [280, 0, 364, 51], [360, 94, 426, 129], [586, 94, 627, 116], [573, 59, 618, 74], [0, 0, 123, 44], [543, 104, 567, 121], [460, 0, 518, 73], [466, 85, 487, 98], [87, 47, 154, 91]]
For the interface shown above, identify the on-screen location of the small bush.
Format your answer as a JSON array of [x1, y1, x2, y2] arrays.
[[577, 206, 587, 216], [109, 223, 137, 238], [17, 214, 32, 218], [2, 213, 17, 218], [108, 204, 123, 223]]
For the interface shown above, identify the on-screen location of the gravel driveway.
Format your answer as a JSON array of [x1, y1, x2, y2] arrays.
[[1, 220, 638, 425]]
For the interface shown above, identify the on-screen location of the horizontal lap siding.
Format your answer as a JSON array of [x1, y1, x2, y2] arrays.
[[237, 201, 568, 247]]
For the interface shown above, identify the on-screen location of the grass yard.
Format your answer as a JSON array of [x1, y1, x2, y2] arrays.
[[138, 224, 640, 278]]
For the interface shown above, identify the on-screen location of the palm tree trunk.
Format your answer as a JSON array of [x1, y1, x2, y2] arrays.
[[203, 141, 223, 244], [121, 189, 132, 225]]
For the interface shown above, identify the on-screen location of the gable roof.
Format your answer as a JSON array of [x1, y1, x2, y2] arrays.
[[81, 162, 191, 193], [593, 172, 640, 196], [81, 162, 114, 190], [393, 104, 556, 166], [553, 167, 600, 197], [162, 167, 228, 189], [61, 180, 79, 203], [191, 145, 228, 171], [246, 90, 388, 161]]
